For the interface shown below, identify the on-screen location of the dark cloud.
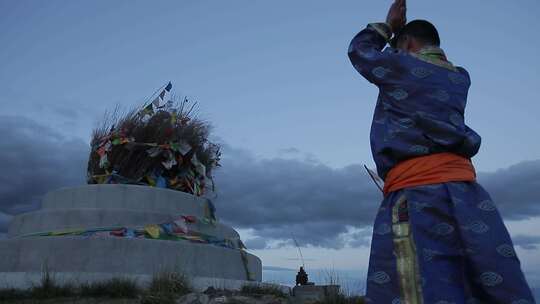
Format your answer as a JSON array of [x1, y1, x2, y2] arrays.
[[0, 115, 88, 218], [1, 115, 540, 251], [278, 147, 301, 155], [512, 235, 540, 250], [244, 237, 269, 250], [214, 144, 381, 249], [0, 212, 12, 232], [477, 160, 540, 220], [214, 145, 540, 249]]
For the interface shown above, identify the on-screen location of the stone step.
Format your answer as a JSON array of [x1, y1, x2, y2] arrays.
[[42, 185, 213, 216], [8, 208, 239, 240], [0, 237, 261, 281]]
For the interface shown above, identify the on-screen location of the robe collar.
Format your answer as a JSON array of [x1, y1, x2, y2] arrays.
[[411, 46, 457, 71]]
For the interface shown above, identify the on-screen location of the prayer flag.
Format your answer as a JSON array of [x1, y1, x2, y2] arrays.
[[156, 176, 167, 188], [165, 81, 172, 92], [177, 141, 192, 155], [162, 158, 177, 170], [141, 103, 154, 116], [144, 224, 161, 239], [152, 96, 160, 107]]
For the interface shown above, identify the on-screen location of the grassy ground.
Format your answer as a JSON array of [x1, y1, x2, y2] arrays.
[[4, 299, 137, 304], [314, 294, 365, 304], [0, 269, 365, 303], [240, 283, 288, 298], [0, 269, 191, 304]]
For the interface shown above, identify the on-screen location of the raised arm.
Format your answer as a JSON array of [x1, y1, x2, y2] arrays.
[[347, 0, 406, 85]]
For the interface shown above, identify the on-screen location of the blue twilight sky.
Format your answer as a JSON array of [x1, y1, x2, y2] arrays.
[[1, 0, 539, 170], [1, 0, 540, 296]]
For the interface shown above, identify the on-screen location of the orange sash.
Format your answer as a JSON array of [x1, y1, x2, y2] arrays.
[[383, 152, 476, 195]]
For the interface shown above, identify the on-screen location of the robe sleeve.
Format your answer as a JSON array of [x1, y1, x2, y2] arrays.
[[348, 22, 401, 86]]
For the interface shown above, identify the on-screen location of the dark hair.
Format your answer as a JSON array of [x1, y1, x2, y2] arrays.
[[391, 19, 440, 48]]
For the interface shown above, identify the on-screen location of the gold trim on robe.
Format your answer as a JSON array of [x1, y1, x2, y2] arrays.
[[392, 195, 424, 304]]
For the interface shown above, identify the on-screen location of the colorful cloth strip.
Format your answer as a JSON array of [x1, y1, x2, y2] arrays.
[[19, 215, 245, 251]]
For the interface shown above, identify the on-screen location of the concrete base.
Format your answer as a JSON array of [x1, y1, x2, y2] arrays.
[[1, 185, 263, 286], [41, 184, 210, 215], [9, 184, 220, 238], [8, 208, 238, 239], [0, 237, 261, 282], [292, 285, 340, 303]]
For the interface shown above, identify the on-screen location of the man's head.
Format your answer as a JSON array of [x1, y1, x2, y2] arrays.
[[391, 19, 440, 53]]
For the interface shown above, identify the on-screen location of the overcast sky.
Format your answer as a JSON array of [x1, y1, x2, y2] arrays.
[[1, 0, 539, 296]]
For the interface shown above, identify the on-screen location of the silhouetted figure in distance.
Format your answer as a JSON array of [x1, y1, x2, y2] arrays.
[[296, 266, 309, 286]]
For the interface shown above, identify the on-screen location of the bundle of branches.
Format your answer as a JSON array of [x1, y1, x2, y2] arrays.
[[87, 98, 221, 196]]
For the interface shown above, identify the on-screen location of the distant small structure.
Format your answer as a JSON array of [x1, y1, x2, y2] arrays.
[[293, 284, 340, 303], [293, 266, 342, 303]]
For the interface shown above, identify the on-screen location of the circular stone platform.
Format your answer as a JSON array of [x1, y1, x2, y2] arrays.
[[0, 185, 262, 289]]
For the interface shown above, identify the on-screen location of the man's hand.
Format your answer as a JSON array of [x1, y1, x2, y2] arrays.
[[386, 0, 407, 34]]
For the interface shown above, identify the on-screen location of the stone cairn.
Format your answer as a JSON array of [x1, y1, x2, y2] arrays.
[[0, 83, 262, 290]]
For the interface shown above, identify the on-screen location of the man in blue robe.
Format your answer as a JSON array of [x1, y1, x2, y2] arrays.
[[347, 0, 536, 303]]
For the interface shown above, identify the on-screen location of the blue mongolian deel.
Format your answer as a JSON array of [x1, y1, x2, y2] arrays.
[[348, 23, 481, 180], [348, 23, 536, 303]]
